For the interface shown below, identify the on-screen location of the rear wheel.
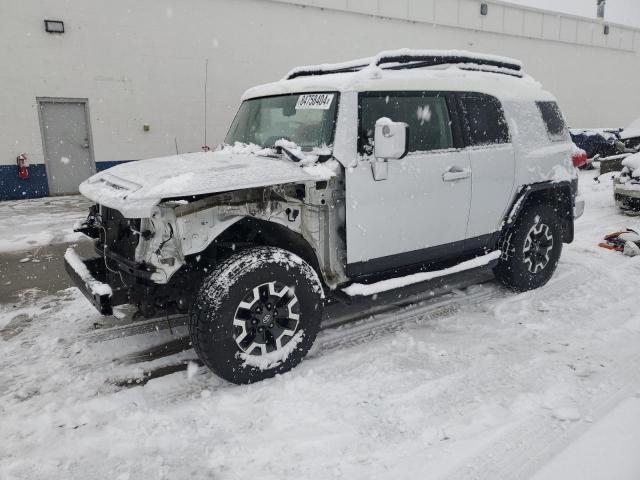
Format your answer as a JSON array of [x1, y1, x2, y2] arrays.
[[189, 246, 324, 384], [494, 204, 563, 291]]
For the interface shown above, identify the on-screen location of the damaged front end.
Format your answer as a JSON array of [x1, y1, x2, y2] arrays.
[[64, 203, 165, 316], [65, 168, 347, 318]]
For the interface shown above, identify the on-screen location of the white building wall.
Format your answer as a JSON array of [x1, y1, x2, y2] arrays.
[[0, 0, 638, 195]]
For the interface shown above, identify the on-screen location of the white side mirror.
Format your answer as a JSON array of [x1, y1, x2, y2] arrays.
[[374, 118, 409, 160]]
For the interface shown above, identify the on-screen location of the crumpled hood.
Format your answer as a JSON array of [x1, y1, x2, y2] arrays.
[[79, 150, 334, 218]]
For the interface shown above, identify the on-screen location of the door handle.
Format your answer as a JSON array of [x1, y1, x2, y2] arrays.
[[442, 166, 471, 182]]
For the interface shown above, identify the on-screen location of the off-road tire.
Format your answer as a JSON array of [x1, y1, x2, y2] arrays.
[[494, 203, 563, 292], [189, 246, 324, 384]]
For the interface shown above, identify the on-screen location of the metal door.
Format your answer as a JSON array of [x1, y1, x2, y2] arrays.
[[346, 91, 472, 274], [346, 150, 472, 269], [38, 98, 95, 195]]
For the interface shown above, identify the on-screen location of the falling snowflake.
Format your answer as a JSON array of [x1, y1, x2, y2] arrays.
[[417, 105, 432, 125]]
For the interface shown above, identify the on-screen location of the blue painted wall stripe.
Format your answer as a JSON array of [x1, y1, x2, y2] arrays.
[[0, 160, 133, 201], [96, 160, 134, 172], [0, 164, 49, 200]]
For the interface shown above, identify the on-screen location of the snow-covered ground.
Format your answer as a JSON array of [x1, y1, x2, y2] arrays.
[[0, 196, 91, 253], [2, 170, 640, 479]]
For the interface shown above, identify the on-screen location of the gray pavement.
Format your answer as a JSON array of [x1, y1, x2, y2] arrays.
[[0, 240, 94, 302], [0, 194, 93, 302]]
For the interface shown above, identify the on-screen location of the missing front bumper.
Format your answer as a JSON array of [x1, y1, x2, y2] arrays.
[[64, 248, 129, 315]]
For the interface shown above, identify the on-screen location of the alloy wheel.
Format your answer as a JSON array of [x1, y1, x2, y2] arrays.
[[232, 281, 300, 355], [522, 222, 554, 273]]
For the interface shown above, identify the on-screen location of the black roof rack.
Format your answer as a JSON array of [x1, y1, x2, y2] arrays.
[[376, 53, 521, 72], [285, 51, 523, 80], [286, 63, 370, 80]]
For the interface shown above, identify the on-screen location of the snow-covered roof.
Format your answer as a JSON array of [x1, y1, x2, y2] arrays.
[[285, 49, 523, 79], [243, 49, 554, 103]]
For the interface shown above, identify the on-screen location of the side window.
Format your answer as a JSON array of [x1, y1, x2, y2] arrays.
[[358, 93, 454, 155], [536, 101, 567, 141], [459, 93, 510, 146]]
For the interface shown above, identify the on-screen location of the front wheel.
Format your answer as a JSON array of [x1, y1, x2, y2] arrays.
[[494, 204, 563, 291], [189, 246, 324, 384]]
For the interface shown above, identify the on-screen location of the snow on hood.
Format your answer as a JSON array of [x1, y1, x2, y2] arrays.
[[79, 148, 335, 218]]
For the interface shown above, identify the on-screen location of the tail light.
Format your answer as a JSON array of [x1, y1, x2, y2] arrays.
[[571, 149, 588, 168]]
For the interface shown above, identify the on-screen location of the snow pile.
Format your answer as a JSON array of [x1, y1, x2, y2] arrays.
[[343, 251, 501, 296], [64, 248, 113, 297]]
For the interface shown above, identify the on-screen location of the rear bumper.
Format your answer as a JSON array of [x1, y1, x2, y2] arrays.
[[64, 248, 129, 315]]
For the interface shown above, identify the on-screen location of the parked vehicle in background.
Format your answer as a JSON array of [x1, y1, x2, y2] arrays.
[[570, 128, 620, 161], [571, 117, 640, 172], [65, 50, 583, 383]]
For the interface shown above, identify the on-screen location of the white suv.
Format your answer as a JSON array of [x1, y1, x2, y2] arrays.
[[66, 50, 584, 383]]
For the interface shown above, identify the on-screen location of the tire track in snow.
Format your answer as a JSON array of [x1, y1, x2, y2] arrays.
[[315, 287, 498, 354], [111, 264, 581, 396], [439, 349, 640, 480], [437, 258, 640, 480], [112, 284, 503, 393]]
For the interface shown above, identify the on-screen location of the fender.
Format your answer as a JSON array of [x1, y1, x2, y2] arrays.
[[170, 194, 342, 288], [501, 179, 577, 244]]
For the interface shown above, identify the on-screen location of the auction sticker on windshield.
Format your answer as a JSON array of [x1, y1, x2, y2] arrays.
[[295, 94, 334, 110]]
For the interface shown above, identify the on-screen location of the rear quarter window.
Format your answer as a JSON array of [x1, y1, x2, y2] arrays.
[[458, 93, 510, 146], [536, 101, 567, 141]]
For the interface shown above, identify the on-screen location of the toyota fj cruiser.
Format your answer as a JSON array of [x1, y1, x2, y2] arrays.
[[66, 50, 584, 383]]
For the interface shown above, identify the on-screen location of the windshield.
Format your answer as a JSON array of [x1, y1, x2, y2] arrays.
[[225, 93, 339, 152]]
